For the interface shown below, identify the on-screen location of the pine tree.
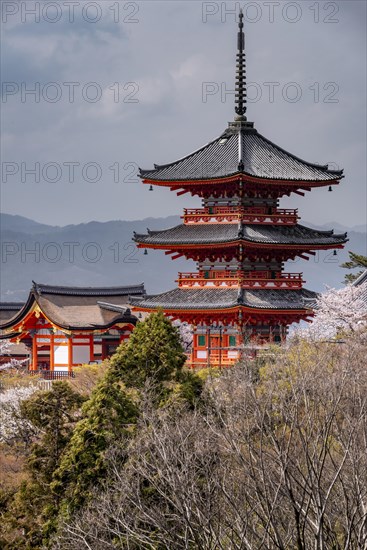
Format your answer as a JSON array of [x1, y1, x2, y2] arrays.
[[110, 309, 187, 389], [111, 310, 202, 408], [341, 251, 367, 283]]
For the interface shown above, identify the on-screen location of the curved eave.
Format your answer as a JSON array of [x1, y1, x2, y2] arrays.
[[132, 304, 314, 315], [141, 173, 343, 187], [0, 331, 22, 340], [140, 142, 343, 178], [0, 295, 138, 333], [23, 312, 136, 333], [139, 122, 344, 185], [142, 133, 344, 181], [134, 240, 348, 251], [48, 317, 138, 332], [0, 294, 37, 330], [133, 223, 348, 249]]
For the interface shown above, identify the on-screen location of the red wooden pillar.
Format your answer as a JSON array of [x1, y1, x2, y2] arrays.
[[89, 335, 94, 363], [223, 333, 228, 364], [50, 335, 55, 371], [67, 337, 73, 373], [32, 335, 38, 371]]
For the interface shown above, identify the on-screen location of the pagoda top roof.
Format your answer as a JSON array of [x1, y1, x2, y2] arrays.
[[140, 12, 343, 186], [0, 282, 146, 332], [139, 121, 344, 184], [134, 222, 348, 248], [130, 287, 317, 312]]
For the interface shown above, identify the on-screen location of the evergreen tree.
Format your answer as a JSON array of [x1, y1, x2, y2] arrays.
[[341, 251, 367, 283], [51, 370, 138, 519], [111, 310, 202, 408], [110, 309, 187, 389], [51, 311, 200, 528]]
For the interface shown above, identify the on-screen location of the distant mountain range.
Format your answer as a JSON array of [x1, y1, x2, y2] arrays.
[[1, 213, 366, 301]]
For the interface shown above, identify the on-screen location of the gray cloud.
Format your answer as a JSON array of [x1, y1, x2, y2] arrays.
[[1, 0, 366, 229]]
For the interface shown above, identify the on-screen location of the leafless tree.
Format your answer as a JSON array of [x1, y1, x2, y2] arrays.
[[53, 336, 367, 550], [204, 338, 367, 549]]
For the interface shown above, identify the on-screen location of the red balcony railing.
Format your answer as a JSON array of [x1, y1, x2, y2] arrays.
[[177, 271, 304, 289], [182, 206, 299, 225]]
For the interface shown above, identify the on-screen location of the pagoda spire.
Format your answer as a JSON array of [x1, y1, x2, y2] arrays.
[[235, 9, 247, 120]]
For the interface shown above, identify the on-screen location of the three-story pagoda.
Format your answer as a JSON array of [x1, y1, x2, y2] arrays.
[[132, 12, 348, 367]]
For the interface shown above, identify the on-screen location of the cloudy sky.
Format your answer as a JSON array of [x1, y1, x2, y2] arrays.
[[1, 0, 366, 228]]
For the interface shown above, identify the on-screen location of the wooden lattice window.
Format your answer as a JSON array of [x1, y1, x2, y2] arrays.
[[229, 336, 236, 347], [198, 335, 206, 346]]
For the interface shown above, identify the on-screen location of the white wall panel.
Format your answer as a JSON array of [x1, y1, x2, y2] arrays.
[[73, 345, 90, 365], [54, 345, 69, 365]]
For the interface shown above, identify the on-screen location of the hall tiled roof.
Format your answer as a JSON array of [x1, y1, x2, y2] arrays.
[[130, 287, 317, 311], [133, 223, 348, 247], [32, 282, 145, 296], [0, 303, 25, 324], [140, 123, 344, 183], [0, 283, 146, 331]]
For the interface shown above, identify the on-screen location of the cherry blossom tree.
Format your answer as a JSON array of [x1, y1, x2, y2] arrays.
[[0, 340, 28, 372], [0, 384, 38, 444], [0, 341, 35, 443], [172, 320, 193, 352], [297, 282, 367, 340]]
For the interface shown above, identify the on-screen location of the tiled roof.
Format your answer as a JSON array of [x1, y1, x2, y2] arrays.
[[352, 269, 367, 287], [0, 303, 25, 310], [32, 282, 145, 296], [351, 272, 367, 308], [0, 342, 29, 356], [131, 287, 317, 311], [140, 123, 343, 183], [134, 223, 348, 247], [36, 294, 137, 330], [0, 283, 146, 331], [97, 302, 131, 314], [0, 303, 25, 324]]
